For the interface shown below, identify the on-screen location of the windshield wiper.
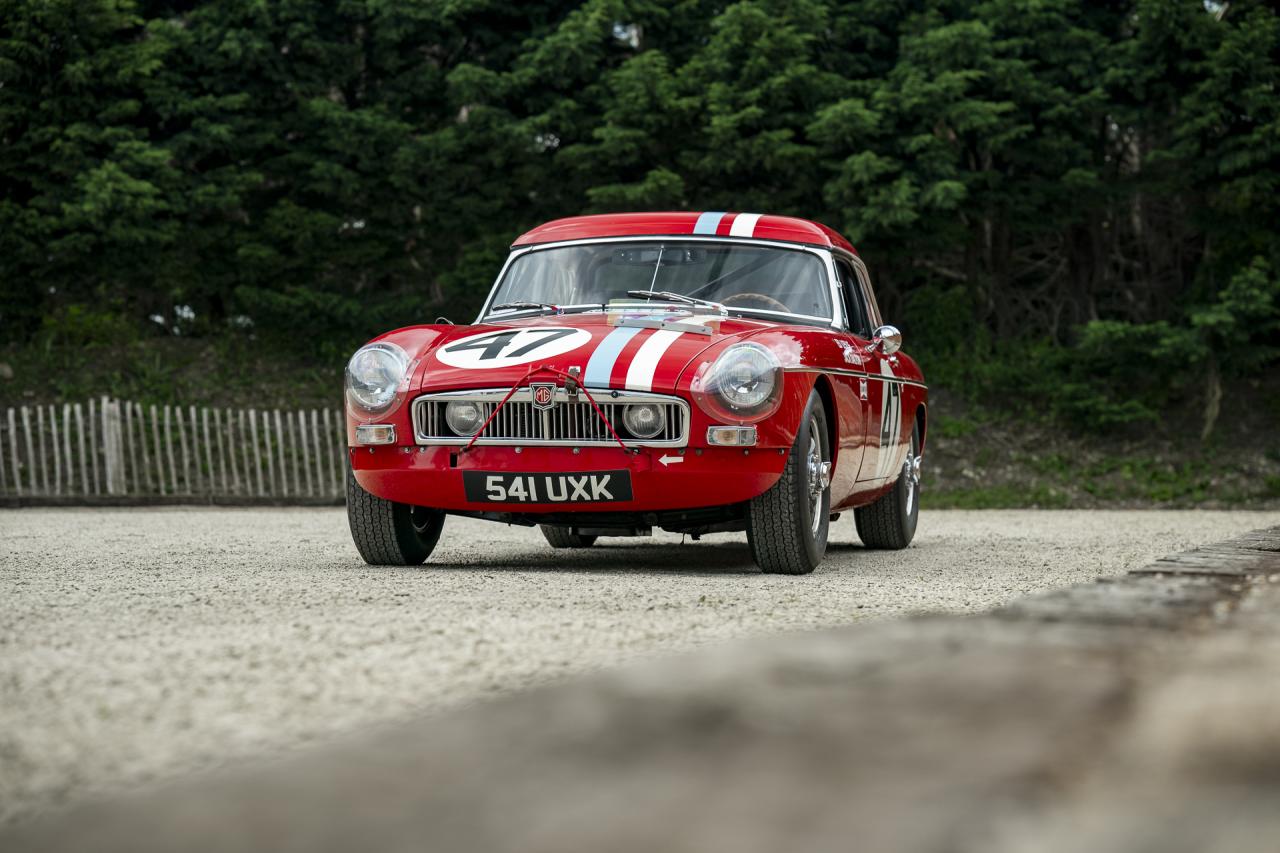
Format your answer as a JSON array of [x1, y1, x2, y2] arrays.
[[490, 301, 558, 314], [624, 290, 727, 314]]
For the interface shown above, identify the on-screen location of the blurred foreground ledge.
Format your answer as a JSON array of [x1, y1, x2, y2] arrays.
[[6, 528, 1280, 853]]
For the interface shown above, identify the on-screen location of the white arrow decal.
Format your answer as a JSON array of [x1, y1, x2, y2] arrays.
[[658, 454, 684, 466]]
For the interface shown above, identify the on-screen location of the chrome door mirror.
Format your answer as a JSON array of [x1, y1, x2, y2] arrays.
[[866, 324, 902, 355]]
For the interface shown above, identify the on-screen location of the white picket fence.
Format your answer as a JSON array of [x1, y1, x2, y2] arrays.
[[0, 398, 345, 500]]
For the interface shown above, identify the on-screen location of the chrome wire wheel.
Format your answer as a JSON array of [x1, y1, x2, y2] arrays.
[[805, 415, 831, 537], [903, 429, 922, 515]]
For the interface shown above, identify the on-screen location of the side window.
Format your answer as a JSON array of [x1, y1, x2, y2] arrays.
[[834, 258, 871, 338]]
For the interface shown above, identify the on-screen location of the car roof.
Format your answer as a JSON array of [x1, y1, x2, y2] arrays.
[[512, 212, 857, 255]]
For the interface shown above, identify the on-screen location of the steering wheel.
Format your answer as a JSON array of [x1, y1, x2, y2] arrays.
[[722, 292, 791, 313]]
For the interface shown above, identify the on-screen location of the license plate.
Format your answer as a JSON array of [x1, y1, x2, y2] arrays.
[[463, 470, 633, 503]]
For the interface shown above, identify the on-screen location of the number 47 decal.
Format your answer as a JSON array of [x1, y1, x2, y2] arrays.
[[444, 328, 578, 361]]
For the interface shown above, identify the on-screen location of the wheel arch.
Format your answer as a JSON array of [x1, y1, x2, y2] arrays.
[[811, 373, 838, 461], [914, 403, 927, 454]]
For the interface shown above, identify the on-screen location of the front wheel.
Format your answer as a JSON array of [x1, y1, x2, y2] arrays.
[[746, 391, 831, 574], [854, 417, 921, 549], [346, 469, 445, 565]]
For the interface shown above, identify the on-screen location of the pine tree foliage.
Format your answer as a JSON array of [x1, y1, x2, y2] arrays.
[[1, 0, 1277, 432]]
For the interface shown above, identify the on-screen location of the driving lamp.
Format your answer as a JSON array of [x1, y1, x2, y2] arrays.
[[445, 401, 485, 436], [623, 403, 667, 439]]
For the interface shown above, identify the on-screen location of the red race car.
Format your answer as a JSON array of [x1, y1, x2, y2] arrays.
[[345, 212, 926, 574]]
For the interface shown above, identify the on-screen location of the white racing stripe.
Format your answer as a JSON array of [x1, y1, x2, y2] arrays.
[[729, 212, 762, 237], [625, 330, 683, 391]]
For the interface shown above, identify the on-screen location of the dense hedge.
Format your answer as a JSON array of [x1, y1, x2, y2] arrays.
[[2, 1, 1277, 434]]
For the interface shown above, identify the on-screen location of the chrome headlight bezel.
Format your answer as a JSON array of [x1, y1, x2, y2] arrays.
[[345, 342, 410, 414], [692, 342, 784, 423]]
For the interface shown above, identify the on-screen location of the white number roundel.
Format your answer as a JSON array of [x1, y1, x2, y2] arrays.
[[435, 327, 592, 369]]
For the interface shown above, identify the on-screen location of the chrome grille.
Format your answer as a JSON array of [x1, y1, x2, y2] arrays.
[[412, 388, 688, 447]]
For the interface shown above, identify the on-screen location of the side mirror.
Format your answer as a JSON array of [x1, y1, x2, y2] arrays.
[[866, 324, 902, 355]]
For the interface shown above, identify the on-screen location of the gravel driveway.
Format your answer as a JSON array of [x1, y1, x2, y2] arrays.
[[3, 507, 1278, 825]]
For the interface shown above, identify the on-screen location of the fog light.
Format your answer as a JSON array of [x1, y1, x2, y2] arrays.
[[706, 425, 757, 447], [623, 403, 666, 439], [445, 401, 484, 436], [355, 424, 396, 445]]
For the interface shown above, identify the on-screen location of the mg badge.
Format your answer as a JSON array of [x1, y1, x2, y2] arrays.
[[859, 378, 869, 401], [531, 383, 556, 411]]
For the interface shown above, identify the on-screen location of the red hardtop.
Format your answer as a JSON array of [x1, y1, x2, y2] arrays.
[[513, 212, 857, 255]]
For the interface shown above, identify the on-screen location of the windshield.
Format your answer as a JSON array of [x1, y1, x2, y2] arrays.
[[486, 241, 833, 321]]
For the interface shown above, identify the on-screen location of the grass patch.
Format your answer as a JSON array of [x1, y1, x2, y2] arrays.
[[924, 484, 1072, 509]]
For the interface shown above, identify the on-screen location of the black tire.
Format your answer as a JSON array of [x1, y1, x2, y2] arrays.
[[540, 525, 598, 548], [855, 417, 921, 550], [746, 391, 831, 575], [346, 468, 445, 565]]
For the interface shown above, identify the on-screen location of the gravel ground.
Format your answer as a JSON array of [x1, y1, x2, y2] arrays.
[[2, 507, 1279, 825]]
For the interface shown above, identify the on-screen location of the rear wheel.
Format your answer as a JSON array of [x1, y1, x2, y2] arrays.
[[540, 525, 598, 548], [746, 391, 831, 574], [855, 418, 921, 550], [346, 469, 445, 565]]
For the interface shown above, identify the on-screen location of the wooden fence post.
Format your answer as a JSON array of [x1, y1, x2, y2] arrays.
[[6, 409, 19, 495], [101, 396, 115, 495], [202, 408, 214, 496], [7, 409, 20, 495], [176, 404, 191, 494], [228, 408, 242, 495], [212, 408, 225, 493], [260, 410, 275, 496], [87, 398, 100, 495], [136, 403, 152, 493], [49, 405, 62, 495], [149, 405, 164, 495], [100, 397, 112, 495], [240, 409, 252, 495], [122, 402, 136, 494], [246, 408, 262, 496], [21, 407, 37, 496], [323, 409, 338, 495], [115, 400, 128, 495], [35, 406, 48, 494], [272, 410, 287, 496], [0, 408, 7, 495], [0, 409, 8, 495], [62, 404, 74, 494], [288, 410, 300, 496], [307, 410, 320, 497], [75, 404, 88, 495], [162, 406, 176, 496], [298, 409, 312, 496]]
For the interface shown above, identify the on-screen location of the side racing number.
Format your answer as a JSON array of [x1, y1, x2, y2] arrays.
[[874, 380, 903, 479]]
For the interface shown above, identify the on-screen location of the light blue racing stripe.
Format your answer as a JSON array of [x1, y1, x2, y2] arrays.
[[692, 211, 726, 235], [583, 326, 643, 387]]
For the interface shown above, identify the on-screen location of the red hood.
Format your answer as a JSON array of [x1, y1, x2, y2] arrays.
[[382, 311, 778, 395]]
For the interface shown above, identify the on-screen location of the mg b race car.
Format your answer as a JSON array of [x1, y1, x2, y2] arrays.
[[345, 212, 926, 574]]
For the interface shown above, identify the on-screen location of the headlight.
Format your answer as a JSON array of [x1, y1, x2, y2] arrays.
[[623, 403, 666, 439], [345, 342, 409, 412], [693, 343, 783, 423], [445, 400, 484, 436]]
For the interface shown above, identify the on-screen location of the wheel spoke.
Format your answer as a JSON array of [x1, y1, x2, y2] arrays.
[[806, 416, 827, 537]]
